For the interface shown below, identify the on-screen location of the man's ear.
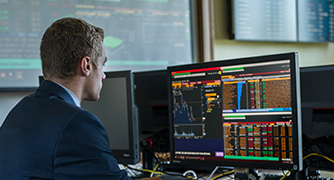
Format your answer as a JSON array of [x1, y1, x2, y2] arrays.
[[80, 56, 91, 76]]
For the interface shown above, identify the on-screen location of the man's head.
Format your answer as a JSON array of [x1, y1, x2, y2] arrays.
[[40, 17, 107, 101], [40, 17, 104, 80]]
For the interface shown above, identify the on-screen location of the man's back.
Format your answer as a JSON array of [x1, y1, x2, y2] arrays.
[[0, 81, 131, 179]]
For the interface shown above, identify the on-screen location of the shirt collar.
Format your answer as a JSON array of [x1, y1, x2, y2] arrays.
[[54, 82, 81, 107]]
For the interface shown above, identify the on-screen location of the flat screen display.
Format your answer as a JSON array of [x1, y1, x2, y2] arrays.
[[167, 52, 303, 170], [300, 65, 334, 136], [298, 0, 334, 42], [0, 0, 193, 90], [82, 70, 140, 165], [231, 0, 334, 42], [233, 0, 297, 42]]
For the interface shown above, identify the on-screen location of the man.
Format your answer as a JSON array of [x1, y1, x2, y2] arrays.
[[0, 17, 136, 179]]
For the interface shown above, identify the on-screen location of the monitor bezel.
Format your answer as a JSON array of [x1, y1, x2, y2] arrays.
[[167, 52, 302, 171], [106, 70, 140, 165]]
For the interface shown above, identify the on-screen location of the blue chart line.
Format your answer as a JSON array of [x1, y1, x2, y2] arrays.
[[174, 124, 205, 137], [173, 91, 194, 124], [173, 90, 205, 138], [174, 127, 195, 137], [237, 82, 246, 109]]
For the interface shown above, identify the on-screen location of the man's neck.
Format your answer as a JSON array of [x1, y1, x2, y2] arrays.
[[49, 77, 84, 102]]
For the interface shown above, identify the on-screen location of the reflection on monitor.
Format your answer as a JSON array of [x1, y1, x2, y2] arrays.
[[167, 52, 302, 171], [82, 70, 140, 165]]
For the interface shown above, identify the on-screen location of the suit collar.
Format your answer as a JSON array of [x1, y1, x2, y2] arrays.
[[37, 80, 77, 106]]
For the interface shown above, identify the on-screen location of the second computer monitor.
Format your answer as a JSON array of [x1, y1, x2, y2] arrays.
[[82, 70, 140, 165], [167, 52, 302, 171]]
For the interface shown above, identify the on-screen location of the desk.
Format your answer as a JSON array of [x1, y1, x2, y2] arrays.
[[206, 169, 334, 180], [123, 164, 334, 180]]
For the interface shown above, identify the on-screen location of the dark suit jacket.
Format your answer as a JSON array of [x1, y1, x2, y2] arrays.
[[0, 80, 132, 180]]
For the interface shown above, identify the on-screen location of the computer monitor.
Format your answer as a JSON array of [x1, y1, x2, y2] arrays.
[[134, 70, 169, 139], [300, 65, 334, 171], [134, 69, 170, 149], [167, 52, 303, 171], [0, 0, 194, 90], [300, 65, 334, 137], [133, 70, 170, 170], [82, 70, 140, 165]]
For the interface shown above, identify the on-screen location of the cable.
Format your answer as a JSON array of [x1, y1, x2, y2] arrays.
[[155, 152, 170, 162], [279, 170, 290, 180], [279, 152, 334, 180], [211, 170, 234, 180], [129, 153, 334, 180], [126, 166, 139, 177], [303, 153, 334, 164], [183, 170, 198, 180], [150, 162, 161, 177], [124, 165, 165, 176]]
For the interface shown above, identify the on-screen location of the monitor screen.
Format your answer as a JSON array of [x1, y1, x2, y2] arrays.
[[167, 52, 302, 170], [231, 0, 297, 42], [134, 70, 169, 140], [300, 65, 334, 171], [0, 0, 194, 90], [134, 70, 170, 169], [82, 70, 140, 165], [230, 0, 334, 42], [300, 65, 334, 137]]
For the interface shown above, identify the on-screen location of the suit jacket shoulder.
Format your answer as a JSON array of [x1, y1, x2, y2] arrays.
[[0, 80, 132, 180]]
